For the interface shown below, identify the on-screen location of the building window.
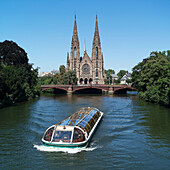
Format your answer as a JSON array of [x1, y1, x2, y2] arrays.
[[96, 69, 98, 77], [96, 47, 98, 59], [74, 60, 76, 71], [74, 47, 76, 58], [96, 61, 98, 68]]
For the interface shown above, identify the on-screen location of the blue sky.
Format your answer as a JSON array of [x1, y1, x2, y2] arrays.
[[0, 0, 170, 73]]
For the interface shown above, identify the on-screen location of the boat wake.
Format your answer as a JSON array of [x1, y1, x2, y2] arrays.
[[33, 144, 97, 154]]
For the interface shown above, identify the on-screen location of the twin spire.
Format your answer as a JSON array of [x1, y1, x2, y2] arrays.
[[71, 15, 100, 51], [72, 15, 79, 48], [73, 15, 78, 35]]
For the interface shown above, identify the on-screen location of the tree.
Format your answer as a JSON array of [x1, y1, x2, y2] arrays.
[[59, 65, 65, 75], [0, 40, 29, 66], [59, 65, 66, 84], [0, 40, 40, 107], [114, 79, 120, 84], [117, 70, 128, 79], [126, 79, 132, 85], [105, 69, 115, 75], [53, 73, 60, 84], [132, 51, 170, 106], [105, 69, 115, 84], [62, 70, 77, 85]]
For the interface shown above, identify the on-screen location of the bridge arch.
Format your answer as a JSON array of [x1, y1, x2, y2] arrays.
[[42, 87, 67, 94], [114, 87, 135, 94], [73, 87, 102, 94]]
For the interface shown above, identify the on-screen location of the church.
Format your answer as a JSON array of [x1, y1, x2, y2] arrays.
[[66, 16, 105, 85]]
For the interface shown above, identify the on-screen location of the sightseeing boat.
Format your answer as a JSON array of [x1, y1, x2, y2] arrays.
[[42, 107, 103, 148]]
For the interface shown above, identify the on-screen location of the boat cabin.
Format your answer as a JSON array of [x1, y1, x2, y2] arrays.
[[42, 107, 103, 147]]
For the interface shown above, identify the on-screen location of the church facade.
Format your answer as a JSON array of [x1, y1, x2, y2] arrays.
[[66, 16, 105, 85]]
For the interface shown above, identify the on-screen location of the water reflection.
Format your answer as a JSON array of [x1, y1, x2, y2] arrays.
[[138, 101, 170, 147]]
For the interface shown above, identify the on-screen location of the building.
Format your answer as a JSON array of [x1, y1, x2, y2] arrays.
[[39, 70, 59, 77], [38, 72, 53, 77], [66, 16, 105, 85], [120, 73, 132, 84], [111, 74, 119, 80]]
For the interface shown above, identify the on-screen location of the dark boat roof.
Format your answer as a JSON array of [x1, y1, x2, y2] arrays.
[[56, 107, 98, 127]]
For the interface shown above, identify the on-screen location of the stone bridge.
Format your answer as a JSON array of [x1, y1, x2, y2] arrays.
[[41, 84, 136, 94]]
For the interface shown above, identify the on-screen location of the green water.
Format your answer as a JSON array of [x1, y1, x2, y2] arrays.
[[0, 94, 170, 169]]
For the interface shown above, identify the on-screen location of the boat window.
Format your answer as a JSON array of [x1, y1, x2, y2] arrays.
[[52, 130, 72, 143], [83, 115, 92, 123], [76, 109, 101, 135], [84, 123, 92, 134], [93, 111, 100, 123], [88, 117, 95, 128], [44, 127, 54, 141], [78, 120, 87, 128], [88, 109, 98, 118], [73, 128, 85, 143]]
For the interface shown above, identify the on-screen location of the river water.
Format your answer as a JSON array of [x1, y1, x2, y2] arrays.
[[0, 94, 170, 169]]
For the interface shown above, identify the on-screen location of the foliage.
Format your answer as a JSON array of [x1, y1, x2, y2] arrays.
[[0, 40, 40, 107], [39, 67, 77, 86], [114, 79, 120, 84], [38, 76, 54, 85], [126, 79, 132, 84], [0, 40, 29, 66], [132, 51, 170, 107], [104, 78, 109, 85], [104, 69, 115, 84], [117, 70, 128, 79], [59, 65, 65, 83], [105, 69, 115, 75], [62, 70, 77, 85], [59, 65, 66, 75]]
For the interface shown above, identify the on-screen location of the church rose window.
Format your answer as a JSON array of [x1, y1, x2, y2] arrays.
[[82, 64, 90, 74]]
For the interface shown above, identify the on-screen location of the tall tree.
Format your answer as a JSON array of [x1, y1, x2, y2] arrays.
[[117, 70, 128, 79], [62, 70, 77, 85], [0, 40, 29, 66], [132, 51, 170, 106], [0, 40, 40, 107], [59, 65, 66, 75], [104, 69, 115, 84]]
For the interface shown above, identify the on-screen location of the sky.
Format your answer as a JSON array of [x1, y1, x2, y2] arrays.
[[0, 0, 170, 74]]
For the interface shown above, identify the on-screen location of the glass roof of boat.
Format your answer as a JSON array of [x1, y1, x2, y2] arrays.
[[56, 107, 96, 127]]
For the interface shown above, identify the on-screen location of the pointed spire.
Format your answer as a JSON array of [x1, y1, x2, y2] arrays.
[[73, 15, 77, 34], [95, 15, 99, 37], [71, 15, 79, 48], [84, 39, 86, 53], [67, 52, 69, 63], [93, 15, 101, 48]]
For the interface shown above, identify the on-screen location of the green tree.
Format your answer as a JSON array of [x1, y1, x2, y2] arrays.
[[117, 70, 128, 79], [114, 79, 120, 84], [59, 65, 65, 75], [62, 70, 77, 85], [126, 79, 132, 85], [53, 73, 61, 84], [0, 40, 29, 66], [0, 40, 40, 107], [105, 69, 115, 84], [132, 51, 170, 106], [59, 65, 65, 84]]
